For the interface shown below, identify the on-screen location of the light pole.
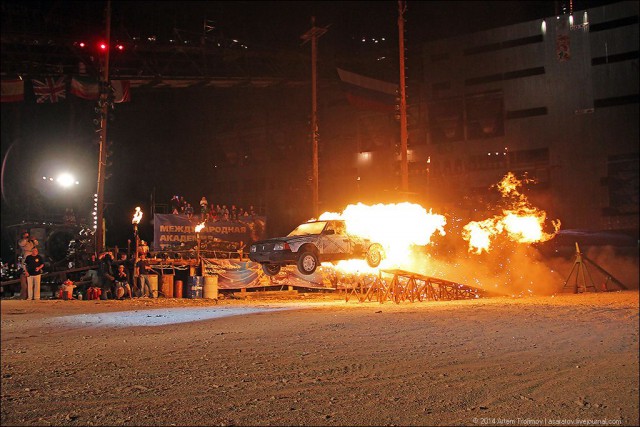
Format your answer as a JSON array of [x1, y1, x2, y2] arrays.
[[95, 0, 111, 252], [398, 0, 409, 193], [301, 17, 328, 218]]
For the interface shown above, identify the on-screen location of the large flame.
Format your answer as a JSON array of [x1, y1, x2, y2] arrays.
[[131, 207, 143, 224], [318, 202, 446, 271], [195, 222, 205, 233], [463, 173, 560, 254]]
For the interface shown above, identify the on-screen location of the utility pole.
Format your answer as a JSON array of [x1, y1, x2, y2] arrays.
[[398, 0, 409, 193], [95, 0, 111, 253], [301, 17, 327, 218]]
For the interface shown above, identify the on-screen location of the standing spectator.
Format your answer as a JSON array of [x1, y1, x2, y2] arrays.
[[230, 204, 238, 221], [139, 240, 150, 257], [185, 203, 194, 220], [179, 196, 187, 214], [221, 205, 229, 220], [199, 196, 209, 221], [170, 195, 180, 214], [249, 205, 257, 217], [24, 248, 45, 300], [97, 252, 115, 300], [18, 231, 38, 299], [135, 253, 156, 298]]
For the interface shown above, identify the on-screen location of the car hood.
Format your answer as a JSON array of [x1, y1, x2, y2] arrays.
[[252, 235, 319, 246]]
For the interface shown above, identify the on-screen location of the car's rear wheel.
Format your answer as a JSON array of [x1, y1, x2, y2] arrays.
[[262, 264, 281, 276], [297, 251, 318, 275], [366, 244, 383, 268]]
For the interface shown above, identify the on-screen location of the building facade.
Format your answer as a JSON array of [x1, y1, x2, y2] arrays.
[[413, 1, 638, 232]]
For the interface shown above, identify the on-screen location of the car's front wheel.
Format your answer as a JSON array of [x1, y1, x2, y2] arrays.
[[366, 244, 384, 268], [297, 251, 319, 275], [262, 264, 281, 276]]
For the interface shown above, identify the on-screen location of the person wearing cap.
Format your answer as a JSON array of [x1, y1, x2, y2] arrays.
[[114, 264, 132, 299], [24, 248, 45, 300]]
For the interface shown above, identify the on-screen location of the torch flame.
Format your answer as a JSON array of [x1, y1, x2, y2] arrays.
[[463, 173, 561, 254], [132, 207, 143, 224], [195, 222, 205, 233]]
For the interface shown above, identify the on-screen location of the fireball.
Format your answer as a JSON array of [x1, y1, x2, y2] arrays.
[[319, 202, 447, 271], [463, 173, 560, 254]]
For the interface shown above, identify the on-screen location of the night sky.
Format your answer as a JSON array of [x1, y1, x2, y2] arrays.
[[0, 0, 620, 259]]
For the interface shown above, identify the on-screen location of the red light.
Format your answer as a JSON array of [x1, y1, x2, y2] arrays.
[[99, 42, 108, 51]]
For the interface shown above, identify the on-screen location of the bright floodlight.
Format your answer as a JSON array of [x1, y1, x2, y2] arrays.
[[56, 173, 75, 188]]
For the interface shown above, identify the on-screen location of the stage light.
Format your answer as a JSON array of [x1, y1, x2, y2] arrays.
[[56, 173, 76, 188]]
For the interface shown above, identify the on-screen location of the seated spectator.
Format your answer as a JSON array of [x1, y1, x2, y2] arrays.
[[199, 197, 209, 221], [209, 203, 218, 221], [114, 264, 132, 299], [80, 265, 99, 288]]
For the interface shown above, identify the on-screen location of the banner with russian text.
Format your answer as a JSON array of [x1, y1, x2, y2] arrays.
[[153, 214, 266, 251]]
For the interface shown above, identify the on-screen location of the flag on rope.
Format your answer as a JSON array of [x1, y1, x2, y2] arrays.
[[111, 80, 131, 103], [1, 79, 24, 103], [336, 68, 398, 113], [32, 76, 67, 103], [70, 75, 99, 100]]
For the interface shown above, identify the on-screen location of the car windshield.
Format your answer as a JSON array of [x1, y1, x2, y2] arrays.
[[288, 221, 327, 236]]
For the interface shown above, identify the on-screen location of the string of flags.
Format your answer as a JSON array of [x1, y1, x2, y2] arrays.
[[1, 76, 130, 103]]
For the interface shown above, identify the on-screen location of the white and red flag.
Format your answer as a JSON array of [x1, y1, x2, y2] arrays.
[[70, 75, 99, 100], [1, 79, 24, 103]]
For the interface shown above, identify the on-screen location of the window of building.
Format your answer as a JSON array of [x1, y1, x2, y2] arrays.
[[605, 153, 639, 215], [465, 92, 505, 139], [428, 98, 464, 144]]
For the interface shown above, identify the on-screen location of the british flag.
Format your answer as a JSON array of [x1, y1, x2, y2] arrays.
[[32, 76, 67, 103]]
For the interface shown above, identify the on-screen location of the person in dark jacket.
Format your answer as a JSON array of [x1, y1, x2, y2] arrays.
[[24, 248, 45, 300]]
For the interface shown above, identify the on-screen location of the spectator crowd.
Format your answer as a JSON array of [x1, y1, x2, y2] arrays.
[[170, 195, 259, 222]]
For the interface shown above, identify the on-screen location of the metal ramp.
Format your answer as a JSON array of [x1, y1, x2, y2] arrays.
[[342, 269, 482, 303]]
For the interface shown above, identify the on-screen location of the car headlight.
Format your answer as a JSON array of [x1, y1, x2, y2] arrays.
[[274, 242, 291, 251]]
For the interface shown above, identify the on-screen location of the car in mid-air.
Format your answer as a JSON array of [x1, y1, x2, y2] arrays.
[[248, 219, 385, 276]]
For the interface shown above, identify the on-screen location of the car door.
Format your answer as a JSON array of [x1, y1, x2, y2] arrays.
[[320, 221, 352, 259]]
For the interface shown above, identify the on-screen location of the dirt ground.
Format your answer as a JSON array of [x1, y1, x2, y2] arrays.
[[1, 291, 638, 427]]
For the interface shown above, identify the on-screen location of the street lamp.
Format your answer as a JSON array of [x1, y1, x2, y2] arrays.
[[42, 173, 80, 188]]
